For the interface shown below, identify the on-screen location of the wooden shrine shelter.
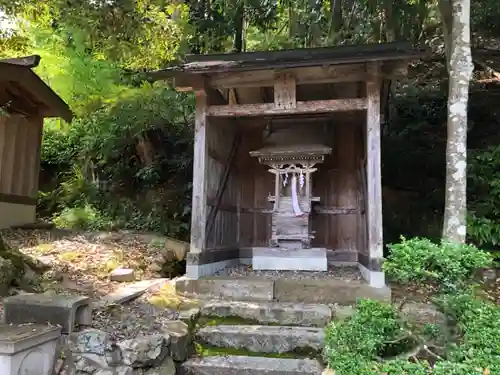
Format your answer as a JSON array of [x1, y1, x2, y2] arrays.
[[0, 55, 72, 229], [151, 42, 425, 288]]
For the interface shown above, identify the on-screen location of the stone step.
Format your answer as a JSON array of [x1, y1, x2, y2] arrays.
[[196, 325, 324, 354], [201, 300, 332, 327], [183, 355, 324, 375], [175, 277, 390, 304]]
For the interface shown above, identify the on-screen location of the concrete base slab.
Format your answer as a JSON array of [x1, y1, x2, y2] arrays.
[[252, 248, 327, 271], [175, 277, 274, 302], [0, 324, 61, 375], [196, 325, 324, 354], [183, 355, 324, 375], [3, 294, 91, 334], [201, 300, 332, 327]]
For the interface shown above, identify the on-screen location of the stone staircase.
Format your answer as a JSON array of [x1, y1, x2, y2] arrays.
[[182, 300, 343, 375]]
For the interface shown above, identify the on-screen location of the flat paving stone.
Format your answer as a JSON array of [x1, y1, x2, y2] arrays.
[[201, 300, 332, 327], [196, 325, 324, 354], [101, 278, 168, 305], [2, 294, 91, 334], [183, 355, 324, 375]]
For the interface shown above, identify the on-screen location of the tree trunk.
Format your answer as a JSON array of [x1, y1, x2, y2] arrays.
[[439, 0, 453, 71], [442, 0, 474, 243]]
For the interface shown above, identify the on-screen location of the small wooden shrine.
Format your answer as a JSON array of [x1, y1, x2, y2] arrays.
[[151, 42, 425, 287], [0, 55, 72, 229]]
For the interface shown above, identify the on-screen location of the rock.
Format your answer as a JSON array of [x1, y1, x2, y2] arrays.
[[0, 257, 15, 295], [74, 354, 104, 373], [178, 308, 200, 326], [144, 356, 176, 375], [69, 329, 113, 355], [402, 303, 445, 325], [115, 366, 135, 375], [333, 306, 355, 320], [160, 320, 191, 361], [322, 369, 335, 375], [117, 335, 169, 368], [94, 370, 114, 375], [110, 268, 136, 282], [106, 347, 122, 366]]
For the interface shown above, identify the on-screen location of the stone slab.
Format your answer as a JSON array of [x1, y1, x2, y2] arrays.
[[252, 248, 327, 271], [2, 294, 92, 334], [101, 278, 168, 305], [175, 277, 274, 302], [0, 324, 61, 375], [273, 279, 391, 304], [201, 300, 332, 327], [196, 325, 324, 354], [183, 355, 324, 375], [109, 268, 136, 282]]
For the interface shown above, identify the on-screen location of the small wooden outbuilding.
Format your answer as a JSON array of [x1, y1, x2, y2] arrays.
[[152, 42, 425, 287], [0, 55, 72, 228]]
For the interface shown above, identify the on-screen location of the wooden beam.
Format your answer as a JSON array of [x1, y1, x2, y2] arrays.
[[365, 62, 383, 280], [207, 98, 366, 117], [274, 72, 296, 109], [209, 64, 367, 89], [190, 88, 209, 254]]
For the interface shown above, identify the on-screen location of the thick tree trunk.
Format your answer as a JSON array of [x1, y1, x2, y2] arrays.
[[442, 0, 474, 243]]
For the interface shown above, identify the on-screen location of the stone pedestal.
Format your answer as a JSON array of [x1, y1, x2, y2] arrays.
[[0, 324, 61, 375], [252, 247, 327, 271]]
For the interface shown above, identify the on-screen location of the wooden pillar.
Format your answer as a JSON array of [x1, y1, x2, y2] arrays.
[[365, 62, 384, 287], [190, 89, 209, 254]]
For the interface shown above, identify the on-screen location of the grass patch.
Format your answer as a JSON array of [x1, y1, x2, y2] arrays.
[[195, 343, 320, 360], [148, 283, 200, 311]]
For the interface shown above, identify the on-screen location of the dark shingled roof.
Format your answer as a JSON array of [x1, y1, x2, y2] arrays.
[[150, 41, 427, 78], [0, 55, 73, 122]]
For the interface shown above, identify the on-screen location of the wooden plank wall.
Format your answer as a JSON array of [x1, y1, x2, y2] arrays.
[[0, 115, 42, 200], [205, 117, 239, 249]]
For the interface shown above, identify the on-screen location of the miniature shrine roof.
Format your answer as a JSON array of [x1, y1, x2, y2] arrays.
[[149, 42, 426, 78]]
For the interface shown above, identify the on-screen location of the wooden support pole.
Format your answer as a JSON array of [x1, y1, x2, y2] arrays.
[[190, 88, 209, 254], [365, 62, 384, 276]]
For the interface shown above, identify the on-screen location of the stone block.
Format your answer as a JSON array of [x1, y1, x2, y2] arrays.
[[160, 320, 191, 362], [183, 355, 324, 375], [0, 323, 61, 375], [117, 334, 169, 368], [2, 293, 92, 334], [101, 279, 168, 305], [252, 248, 327, 272], [196, 325, 324, 354], [109, 268, 136, 282], [175, 277, 273, 302], [201, 300, 332, 327], [273, 279, 391, 304]]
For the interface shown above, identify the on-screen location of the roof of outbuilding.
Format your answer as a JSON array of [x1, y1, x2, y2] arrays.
[[0, 55, 73, 122]]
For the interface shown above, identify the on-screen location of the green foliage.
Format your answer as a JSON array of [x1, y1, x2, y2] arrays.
[[324, 237, 499, 374], [468, 146, 500, 247], [323, 299, 403, 373], [384, 237, 493, 290], [52, 205, 113, 231]]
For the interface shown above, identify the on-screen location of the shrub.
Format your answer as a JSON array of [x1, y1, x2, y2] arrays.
[[323, 237, 499, 374], [383, 237, 493, 290]]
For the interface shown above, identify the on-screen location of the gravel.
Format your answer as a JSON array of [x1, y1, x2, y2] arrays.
[[214, 264, 364, 281]]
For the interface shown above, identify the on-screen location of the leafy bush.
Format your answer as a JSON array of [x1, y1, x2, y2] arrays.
[[323, 237, 499, 374], [383, 237, 493, 290], [52, 205, 113, 231]]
